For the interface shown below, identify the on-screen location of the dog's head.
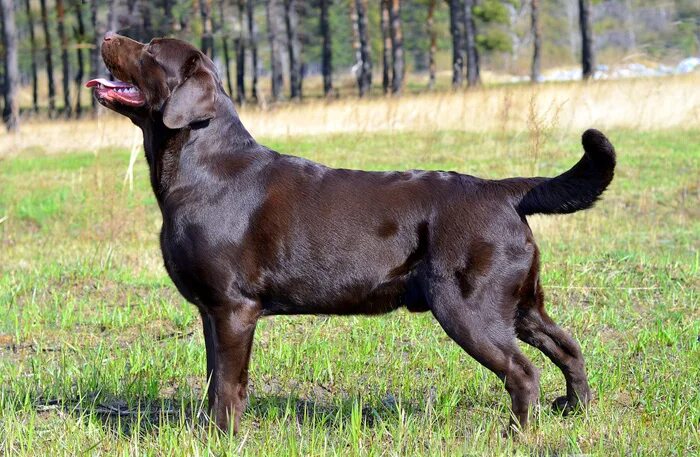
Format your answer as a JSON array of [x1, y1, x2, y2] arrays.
[[87, 33, 219, 129]]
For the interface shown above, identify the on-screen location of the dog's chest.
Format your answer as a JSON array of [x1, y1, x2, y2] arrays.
[[158, 201, 253, 306]]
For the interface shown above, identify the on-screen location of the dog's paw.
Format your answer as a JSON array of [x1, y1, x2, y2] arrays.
[[551, 396, 578, 415]]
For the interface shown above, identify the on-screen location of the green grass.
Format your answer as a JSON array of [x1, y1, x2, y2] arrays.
[[0, 129, 698, 455]]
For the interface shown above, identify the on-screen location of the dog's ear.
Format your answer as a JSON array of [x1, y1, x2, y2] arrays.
[[163, 55, 217, 129]]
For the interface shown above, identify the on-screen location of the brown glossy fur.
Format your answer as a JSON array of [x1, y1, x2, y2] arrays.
[[91, 33, 616, 434]]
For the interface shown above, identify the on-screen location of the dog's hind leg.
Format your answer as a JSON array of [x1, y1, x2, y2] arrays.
[[514, 253, 592, 414], [429, 281, 540, 431], [200, 311, 217, 415]]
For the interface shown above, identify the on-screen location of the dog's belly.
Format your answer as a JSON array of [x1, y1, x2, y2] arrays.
[[249, 221, 432, 316], [258, 272, 429, 316]]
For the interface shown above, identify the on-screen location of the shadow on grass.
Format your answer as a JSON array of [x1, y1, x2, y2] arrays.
[[248, 393, 424, 429], [9, 388, 579, 455], [29, 394, 206, 438], [20, 391, 425, 438]]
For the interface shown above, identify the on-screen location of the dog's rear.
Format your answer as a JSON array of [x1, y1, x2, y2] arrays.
[[479, 129, 616, 424], [497, 129, 616, 216]]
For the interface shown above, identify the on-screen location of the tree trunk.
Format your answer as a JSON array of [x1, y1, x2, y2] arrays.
[[354, 0, 371, 97], [380, 0, 391, 94], [447, 0, 463, 88], [107, 0, 118, 35], [217, 0, 234, 97], [1, 0, 19, 131], [126, 0, 138, 38], [530, 0, 541, 83], [320, 0, 332, 97], [463, 0, 480, 87], [180, 1, 191, 34], [90, 0, 101, 110], [284, 0, 302, 100], [25, 0, 39, 112], [200, 0, 214, 57], [142, 1, 153, 39], [163, 0, 174, 33], [266, 0, 284, 101], [246, 0, 258, 101], [389, 0, 403, 94], [623, 0, 635, 51], [235, 0, 246, 104], [57, 0, 72, 117], [74, 0, 86, 116], [141, 2, 156, 41], [40, 0, 57, 116], [350, 0, 360, 91], [427, 0, 436, 90], [578, 0, 594, 80]]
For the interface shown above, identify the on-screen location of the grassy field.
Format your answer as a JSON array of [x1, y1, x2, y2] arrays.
[[1, 89, 699, 455]]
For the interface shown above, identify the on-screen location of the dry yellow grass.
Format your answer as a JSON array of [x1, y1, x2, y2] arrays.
[[2, 73, 699, 157]]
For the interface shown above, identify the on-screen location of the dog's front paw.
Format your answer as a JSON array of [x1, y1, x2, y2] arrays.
[[552, 395, 590, 416], [552, 395, 575, 415]]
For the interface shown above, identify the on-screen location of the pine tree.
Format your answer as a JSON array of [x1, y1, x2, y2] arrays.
[[218, 0, 234, 97], [74, 0, 87, 115], [267, 0, 285, 101], [427, 0, 437, 90], [1, 0, 19, 131], [285, 0, 302, 99], [578, 0, 594, 79], [463, 0, 479, 87], [380, 0, 392, 94], [447, 0, 464, 88], [40, 0, 57, 116], [320, 0, 333, 97], [353, 0, 372, 97], [531, 0, 541, 83], [247, 0, 259, 101], [235, 0, 246, 104], [389, 0, 404, 94], [57, 0, 72, 116]]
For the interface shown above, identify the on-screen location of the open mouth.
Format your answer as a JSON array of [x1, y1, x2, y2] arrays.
[[86, 78, 145, 107]]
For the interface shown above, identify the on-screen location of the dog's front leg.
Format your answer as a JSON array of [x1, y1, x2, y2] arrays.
[[204, 302, 260, 433]]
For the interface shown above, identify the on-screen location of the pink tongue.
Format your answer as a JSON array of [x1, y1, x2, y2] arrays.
[[85, 78, 133, 88]]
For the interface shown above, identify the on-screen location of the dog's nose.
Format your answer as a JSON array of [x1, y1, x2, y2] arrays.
[[104, 31, 116, 42]]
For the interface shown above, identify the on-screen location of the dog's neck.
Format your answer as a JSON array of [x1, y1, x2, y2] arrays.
[[140, 119, 187, 205], [140, 95, 259, 208]]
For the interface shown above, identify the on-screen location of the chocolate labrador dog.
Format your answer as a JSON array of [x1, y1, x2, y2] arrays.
[[88, 33, 615, 434]]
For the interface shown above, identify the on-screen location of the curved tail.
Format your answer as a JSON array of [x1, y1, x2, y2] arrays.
[[505, 129, 616, 216]]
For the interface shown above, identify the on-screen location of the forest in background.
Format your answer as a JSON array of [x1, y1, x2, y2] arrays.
[[1, 0, 700, 131]]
